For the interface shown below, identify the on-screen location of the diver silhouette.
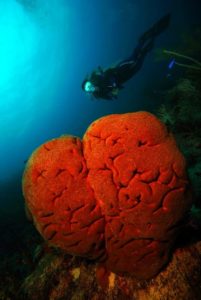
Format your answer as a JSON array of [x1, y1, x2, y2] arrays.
[[82, 13, 171, 100]]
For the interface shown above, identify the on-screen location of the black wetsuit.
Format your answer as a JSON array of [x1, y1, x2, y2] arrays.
[[82, 13, 170, 100]]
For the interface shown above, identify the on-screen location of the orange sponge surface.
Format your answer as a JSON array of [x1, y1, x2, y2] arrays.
[[22, 112, 192, 279]]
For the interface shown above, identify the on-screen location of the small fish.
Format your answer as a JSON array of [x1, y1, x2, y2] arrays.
[[168, 58, 176, 69]]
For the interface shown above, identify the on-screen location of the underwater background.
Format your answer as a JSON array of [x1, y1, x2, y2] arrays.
[[1, 0, 201, 299]]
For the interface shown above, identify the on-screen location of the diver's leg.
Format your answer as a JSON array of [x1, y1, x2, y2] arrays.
[[115, 37, 154, 82], [139, 13, 170, 44], [130, 13, 171, 61], [118, 26, 155, 66], [114, 14, 170, 85], [132, 38, 154, 61], [124, 13, 171, 72]]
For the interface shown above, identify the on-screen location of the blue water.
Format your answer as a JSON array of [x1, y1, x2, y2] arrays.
[[0, 0, 200, 217]]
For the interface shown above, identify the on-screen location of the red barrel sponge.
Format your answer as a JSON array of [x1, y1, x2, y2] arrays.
[[22, 112, 192, 279]]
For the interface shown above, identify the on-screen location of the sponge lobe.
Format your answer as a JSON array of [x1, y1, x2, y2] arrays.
[[23, 112, 192, 279]]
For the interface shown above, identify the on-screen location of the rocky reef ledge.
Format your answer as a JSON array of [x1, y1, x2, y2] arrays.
[[18, 238, 201, 300]]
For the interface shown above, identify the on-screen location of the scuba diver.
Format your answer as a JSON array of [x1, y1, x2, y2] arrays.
[[82, 13, 171, 100]]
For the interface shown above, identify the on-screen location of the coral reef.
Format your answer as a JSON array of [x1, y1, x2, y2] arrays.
[[17, 240, 201, 300], [163, 50, 201, 72], [22, 111, 192, 280], [1, 220, 201, 300], [154, 25, 201, 211], [155, 25, 201, 66], [156, 78, 201, 207]]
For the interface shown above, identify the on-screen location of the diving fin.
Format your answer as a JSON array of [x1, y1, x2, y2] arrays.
[[139, 13, 171, 43]]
